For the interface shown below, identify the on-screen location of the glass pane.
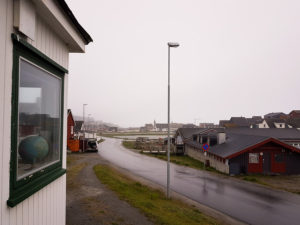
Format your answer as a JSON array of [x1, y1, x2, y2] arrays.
[[274, 154, 284, 162], [17, 59, 61, 179], [249, 153, 259, 164]]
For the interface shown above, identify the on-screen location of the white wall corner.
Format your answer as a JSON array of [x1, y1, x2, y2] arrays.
[[13, 0, 36, 40]]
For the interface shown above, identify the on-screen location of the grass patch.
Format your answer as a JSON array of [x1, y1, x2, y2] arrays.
[[67, 162, 87, 189], [243, 177, 258, 182], [93, 164, 218, 225], [122, 140, 136, 149], [97, 138, 105, 144], [236, 174, 270, 186], [146, 153, 223, 174]]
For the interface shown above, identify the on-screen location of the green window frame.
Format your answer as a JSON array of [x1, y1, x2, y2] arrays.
[[7, 34, 67, 207]]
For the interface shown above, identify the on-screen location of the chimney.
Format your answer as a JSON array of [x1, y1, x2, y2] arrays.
[[217, 132, 226, 144]]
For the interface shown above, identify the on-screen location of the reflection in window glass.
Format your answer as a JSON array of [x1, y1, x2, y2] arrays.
[[274, 153, 284, 162], [249, 153, 259, 164], [17, 59, 61, 179]]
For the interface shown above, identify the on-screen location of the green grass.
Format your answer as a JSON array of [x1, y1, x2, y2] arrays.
[[97, 138, 105, 144], [146, 153, 223, 174], [236, 174, 270, 186], [93, 164, 219, 225], [122, 140, 136, 149]]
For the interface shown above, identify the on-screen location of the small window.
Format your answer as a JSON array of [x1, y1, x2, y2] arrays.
[[274, 153, 284, 162], [8, 35, 66, 207], [210, 137, 217, 146], [249, 153, 259, 163]]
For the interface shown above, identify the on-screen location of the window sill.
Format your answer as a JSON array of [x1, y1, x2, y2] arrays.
[[7, 168, 66, 207]]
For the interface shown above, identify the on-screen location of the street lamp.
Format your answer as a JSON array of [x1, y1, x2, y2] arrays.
[[167, 42, 179, 198], [83, 103, 87, 152]]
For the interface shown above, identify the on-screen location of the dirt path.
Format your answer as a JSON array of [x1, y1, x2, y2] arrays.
[[66, 153, 154, 225]]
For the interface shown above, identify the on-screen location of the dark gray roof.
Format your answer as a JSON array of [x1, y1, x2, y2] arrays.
[[219, 120, 230, 126], [226, 128, 300, 140], [176, 128, 207, 139], [287, 119, 300, 128], [264, 112, 286, 119], [186, 133, 269, 158], [229, 117, 250, 127]]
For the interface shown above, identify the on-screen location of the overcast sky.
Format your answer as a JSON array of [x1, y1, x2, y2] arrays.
[[66, 0, 300, 127]]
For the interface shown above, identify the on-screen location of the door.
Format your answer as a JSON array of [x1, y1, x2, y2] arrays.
[[263, 152, 271, 174], [248, 153, 263, 173], [271, 152, 286, 173]]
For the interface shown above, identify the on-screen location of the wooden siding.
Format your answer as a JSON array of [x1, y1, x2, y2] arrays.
[[0, 1, 68, 224]]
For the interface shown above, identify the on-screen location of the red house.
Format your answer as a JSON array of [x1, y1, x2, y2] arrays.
[[67, 109, 80, 152], [67, 109, 75, 140], [176, 128, 300, 175]]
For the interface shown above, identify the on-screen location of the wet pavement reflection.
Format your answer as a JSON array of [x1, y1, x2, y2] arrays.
[[99, 138, 300, 225]]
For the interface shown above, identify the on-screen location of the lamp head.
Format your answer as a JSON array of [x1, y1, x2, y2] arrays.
[[168, 42, 180, 48]]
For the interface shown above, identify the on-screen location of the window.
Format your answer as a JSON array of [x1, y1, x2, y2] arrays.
[[274, 153, 284, 162], [8, 34, 67, 207], [249, 153, 259, 163], [210, 137, 218, 146], [17, 59, 61, 179]]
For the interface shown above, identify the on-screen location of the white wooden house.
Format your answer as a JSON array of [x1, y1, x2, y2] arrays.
[[0, 0, 92, 224]]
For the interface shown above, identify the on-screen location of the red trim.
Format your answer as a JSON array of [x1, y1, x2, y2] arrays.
[[226, 138, 300, 159]]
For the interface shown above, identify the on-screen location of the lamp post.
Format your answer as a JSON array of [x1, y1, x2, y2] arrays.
[[167, 42, 179, 198], [83, 103, 87, 152]]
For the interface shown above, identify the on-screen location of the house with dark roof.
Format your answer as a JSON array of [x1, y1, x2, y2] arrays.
[[264, 112, 287, 120], [289, 110, 300, 119], [175, 128, 300, 175], [287, 118, 300, 130], [251, 118, 293, 129]]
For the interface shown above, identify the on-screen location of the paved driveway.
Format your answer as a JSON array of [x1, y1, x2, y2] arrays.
[[99, 138, 300, 225]]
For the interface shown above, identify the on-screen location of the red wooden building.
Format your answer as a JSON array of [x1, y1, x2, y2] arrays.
[[67, 109, 80, 151], [67, 109, 75, 140], [177, 128, 300, 175]]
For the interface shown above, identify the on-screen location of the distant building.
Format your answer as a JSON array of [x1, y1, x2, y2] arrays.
[[104, 125, 118, 132], [289, 110, 300, 119], [264, 112, 287, 120], [155, 123, 169, 132], [219, 120, 230, 127], [199, 123, 220, 128], [67, 109, 75, 140], [182, 123, 198, 128]]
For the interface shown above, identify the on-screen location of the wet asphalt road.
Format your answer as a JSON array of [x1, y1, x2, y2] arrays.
[[98, 138, 300, 225]]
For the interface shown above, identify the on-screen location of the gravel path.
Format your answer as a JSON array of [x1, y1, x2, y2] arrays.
[[66, 153, 154, 225]]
